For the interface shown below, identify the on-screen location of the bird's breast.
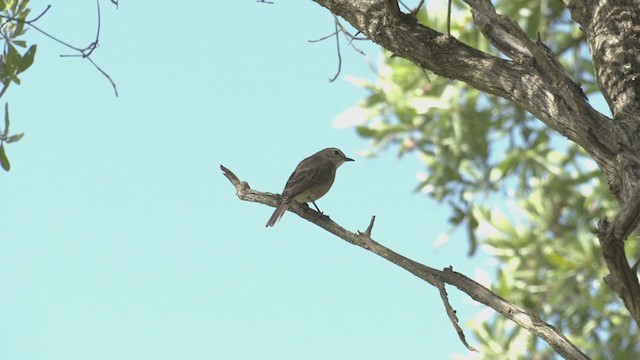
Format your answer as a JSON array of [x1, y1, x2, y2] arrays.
[[294, 173, 336, 203]]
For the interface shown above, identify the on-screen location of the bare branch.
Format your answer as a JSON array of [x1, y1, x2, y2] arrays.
[[435, 276, 477, 352], [308, 30, 339, 43], [220, 164, 591, 360], [329, 19, 342, 82], [358, 215, 376, 237], [446, 0, 452, 36]]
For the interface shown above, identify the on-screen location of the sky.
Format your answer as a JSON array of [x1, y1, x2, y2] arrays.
[[1, 1, 497, 359]]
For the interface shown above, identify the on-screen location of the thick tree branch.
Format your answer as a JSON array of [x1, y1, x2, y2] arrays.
[[311, 0, 634, 196], [563, 0, 640, 200], [564, 0, 640, 125], [221, 164, 591, 360]]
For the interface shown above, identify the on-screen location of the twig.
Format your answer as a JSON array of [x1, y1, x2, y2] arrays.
[[86, 56, 118, 97], [28, 5, 51, 23], [329, 19, 341, 82], [409, 0, 425, 16], [309, 16, 369, 81], [435, 276, 478, 352], [308, 30, 339, 43], [334, 19, 367, 56], [362, 216, 375, 237], [447, 0, 452, 36]]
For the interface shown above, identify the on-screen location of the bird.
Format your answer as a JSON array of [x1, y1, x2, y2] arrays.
[[266, 147, 354, 227]]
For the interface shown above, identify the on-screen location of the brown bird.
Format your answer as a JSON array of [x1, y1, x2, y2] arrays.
[[266, 147, 354, 227]]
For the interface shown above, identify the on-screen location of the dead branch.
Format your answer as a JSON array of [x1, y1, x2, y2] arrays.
[[221, 164, 590, 360]]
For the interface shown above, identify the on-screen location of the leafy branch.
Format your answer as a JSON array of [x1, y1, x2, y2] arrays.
[[0, 0, 118, 172]]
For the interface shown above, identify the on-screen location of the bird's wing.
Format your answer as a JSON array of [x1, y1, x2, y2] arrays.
[[281, 158, 332, 200]]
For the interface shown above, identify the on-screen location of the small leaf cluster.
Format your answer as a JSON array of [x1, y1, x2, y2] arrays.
[[0, 0, 36, 91], [0, 0, 33, 171]]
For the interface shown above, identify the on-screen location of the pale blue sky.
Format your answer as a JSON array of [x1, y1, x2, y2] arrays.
[[1, 1, 496, 359]]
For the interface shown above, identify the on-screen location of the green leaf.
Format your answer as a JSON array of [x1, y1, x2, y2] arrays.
[[356, 126, 377, 138], [16, 44, 36, 74], [12, 40, 26, 48], [0, 144, 10, 171], [466, 212, 478, 256], [5, 43, 20, 74], [14, 17, 25, 37], [6, 132, 23, 143]]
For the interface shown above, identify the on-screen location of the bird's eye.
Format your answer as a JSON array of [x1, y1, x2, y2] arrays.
[[334, 150, 340, 155]]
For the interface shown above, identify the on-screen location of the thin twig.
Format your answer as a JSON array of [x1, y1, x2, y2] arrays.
[[329, 19, 341, 82], [365, 216, 375, 236], [335, 20, 367, 56], [410, 0, 425, 17], [86, 56, 118, 96], [308, 30, 339, 43], [447, 0, 452, 36], [435, 276, 478, 352], [27, 5, 51, 23]]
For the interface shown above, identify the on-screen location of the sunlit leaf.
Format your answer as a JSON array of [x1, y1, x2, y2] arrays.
[[5, 132, 23, 143], [16, 44, 36, 74]]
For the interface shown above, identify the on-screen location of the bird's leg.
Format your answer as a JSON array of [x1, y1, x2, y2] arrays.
[[311, 201, 323, 214]]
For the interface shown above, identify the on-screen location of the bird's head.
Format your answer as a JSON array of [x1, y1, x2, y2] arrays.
[[321, 147, 355, 167]]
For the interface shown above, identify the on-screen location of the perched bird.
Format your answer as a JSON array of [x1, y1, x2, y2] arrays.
[[266, 147, 354, 227]]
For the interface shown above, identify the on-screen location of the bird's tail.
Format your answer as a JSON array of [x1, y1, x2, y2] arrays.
[[266, 201, 290, 227]]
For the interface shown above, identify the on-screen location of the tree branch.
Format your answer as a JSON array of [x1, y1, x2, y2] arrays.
[[221, 164, 590, 360], [563, 0, 640, 204], [310, 0, 635, 197], [563, 0, 640, 122], [597, 182, 640, 325]]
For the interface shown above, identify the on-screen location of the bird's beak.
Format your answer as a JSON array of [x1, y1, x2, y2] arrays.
[[344, 156, 355, 162]]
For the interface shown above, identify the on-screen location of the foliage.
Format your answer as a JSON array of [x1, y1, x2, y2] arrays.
[[0, 0, 34, 170], [346, 0, 639, 357], [0, 0, 118, 171]]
